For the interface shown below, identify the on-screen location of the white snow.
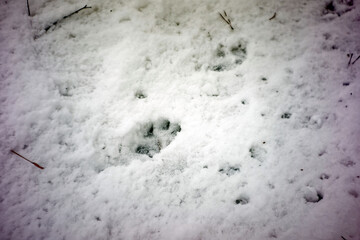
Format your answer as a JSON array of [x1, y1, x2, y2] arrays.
[[1, 0, 360, 239]]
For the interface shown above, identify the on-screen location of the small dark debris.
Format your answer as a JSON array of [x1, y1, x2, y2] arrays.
[[261, 77, 267, 81], [95, 216, 101, 221], [300, 169, 303, 171], [203, 165, 208, 169], [269, 12, 276, 21], [343, 82, 350, 86]]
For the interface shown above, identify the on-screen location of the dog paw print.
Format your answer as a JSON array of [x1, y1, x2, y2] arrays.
[[210, 40, 247, 72], [230, 41, 247, 65], [131, 119, 181, 158]]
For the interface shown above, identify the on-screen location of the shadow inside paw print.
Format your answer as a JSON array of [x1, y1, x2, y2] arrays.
[[235, 194, 249, 205], [133, 119, 181, 158]]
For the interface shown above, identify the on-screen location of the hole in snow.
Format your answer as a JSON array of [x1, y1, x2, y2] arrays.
[[135, 90, 146, 99], [235, 195, 249, 205], [304, 187, 323, 203]]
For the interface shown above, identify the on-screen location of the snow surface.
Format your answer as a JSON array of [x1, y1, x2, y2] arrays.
[[1, 0, 360, 239]]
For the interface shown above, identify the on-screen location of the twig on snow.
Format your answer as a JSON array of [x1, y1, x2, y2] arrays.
[[347, 53, 353, 66], [352, 55, 360, 65], [347, 53, 360, 66], [219, 11, 234, 30], [26, 0, 31, 16], [10, 150, 44, 170], [269, 12, 276, 20], [44, 5, 92, 32], [341, 236, 347, 240]]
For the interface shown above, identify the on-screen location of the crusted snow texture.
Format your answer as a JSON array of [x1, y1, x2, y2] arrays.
[[0, 0, 360, 240]]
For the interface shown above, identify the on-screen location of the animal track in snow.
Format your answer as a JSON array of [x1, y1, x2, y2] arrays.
[[218, 164, 240, 176], [210, 40, 247, 72], [131, 119, 181, 158]]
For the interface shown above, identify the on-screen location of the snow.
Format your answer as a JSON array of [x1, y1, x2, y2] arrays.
[[0, 0, 360, 239]]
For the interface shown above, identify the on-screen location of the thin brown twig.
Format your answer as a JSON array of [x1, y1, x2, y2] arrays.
[[10, 150, 44, 170], [348, 53, 353, 66], [27, 0, 31, 16], [219, 11, 234, 30], [45, 5, 92, 32], [269, 12, 276, 20], [352, 55, 360, 65]]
